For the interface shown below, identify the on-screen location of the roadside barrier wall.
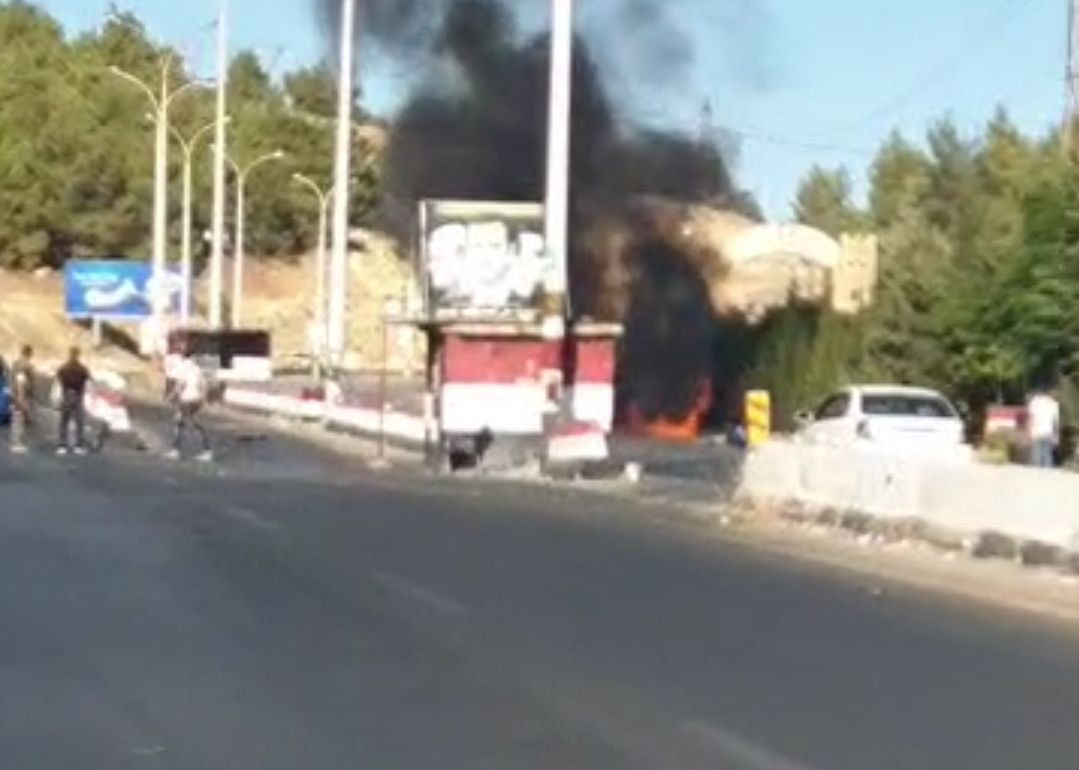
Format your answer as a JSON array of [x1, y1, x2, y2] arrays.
[[223, 387, 427, 445], [741, 441, 1079, 552]]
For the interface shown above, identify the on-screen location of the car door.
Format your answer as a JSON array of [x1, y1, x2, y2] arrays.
[[807, 391, 853, 445]]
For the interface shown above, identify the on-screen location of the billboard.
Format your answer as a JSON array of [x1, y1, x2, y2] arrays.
[[420, 200, 550, 318], [64, 260, 182, 320]]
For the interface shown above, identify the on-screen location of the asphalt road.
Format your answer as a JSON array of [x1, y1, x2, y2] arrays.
[[3, 415, 1079, 770]]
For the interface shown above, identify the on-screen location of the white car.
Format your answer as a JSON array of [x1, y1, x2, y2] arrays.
[[798, 385, 966, 452]]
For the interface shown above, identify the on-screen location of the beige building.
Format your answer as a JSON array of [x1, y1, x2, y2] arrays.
[[832, 233, 879, 315], [666, 203, 879, 321]]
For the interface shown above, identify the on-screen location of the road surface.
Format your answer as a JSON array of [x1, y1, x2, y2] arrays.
[[2, 415, 1079, 770]]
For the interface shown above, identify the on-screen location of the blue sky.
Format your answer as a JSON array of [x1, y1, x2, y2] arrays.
[[38, 0, 1068, 220]]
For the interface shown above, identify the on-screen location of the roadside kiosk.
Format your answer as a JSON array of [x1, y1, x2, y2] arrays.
[[405, 200, 622, 470]]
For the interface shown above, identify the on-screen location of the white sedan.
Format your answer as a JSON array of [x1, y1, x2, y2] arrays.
[[797, 385, 967, 453]]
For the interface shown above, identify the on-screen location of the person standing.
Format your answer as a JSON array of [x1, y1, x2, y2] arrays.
[[0, 355, 10, 431], [0, 355, 8, 419], [55, 347, 91, 456], [10, 345, 35, 454], [167, 349, 213, 462], [1027, 386, 1061, 469]]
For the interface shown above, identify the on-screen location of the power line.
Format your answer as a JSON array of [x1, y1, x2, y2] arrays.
[[708, 1, 1038, 163], [837, 0, 1031, 134], [719, 123, 876, 158]]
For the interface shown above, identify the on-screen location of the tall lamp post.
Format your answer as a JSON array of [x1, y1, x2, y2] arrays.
[[292, 173, 334, 371], [543, 0, 575, 341], [224, 150, 285, 329], [209, 0, 230, 329], [170, 117, 228, 324], [328, 0, 357, 368], [108, 62, 201, 341]]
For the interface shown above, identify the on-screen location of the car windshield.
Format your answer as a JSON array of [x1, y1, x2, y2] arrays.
[[862, 394, 956, 418]]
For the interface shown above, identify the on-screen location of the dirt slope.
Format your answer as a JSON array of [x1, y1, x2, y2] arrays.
[[235, 232, 426, 373], [0, 270, 145, 374]]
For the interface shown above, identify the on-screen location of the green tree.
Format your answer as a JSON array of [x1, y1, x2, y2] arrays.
[[0, 4, 383, 269], [862, 133, 953, 386], [0, 3, 82, 266], [229, 50, 276, 108], [284, 62, 337, 118], [793, 166, 864, 236]]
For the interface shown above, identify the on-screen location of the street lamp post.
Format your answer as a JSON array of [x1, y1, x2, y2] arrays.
[[543, 0, 575, 341], [108, 62, 201, 343], [224, 150, 285, 329], [171, 118, 227, 324], [209, 0, 230, 329], [328, 0, 357, 368], [292, 174, 334, 371]]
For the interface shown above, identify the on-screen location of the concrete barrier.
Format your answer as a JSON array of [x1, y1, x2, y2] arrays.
[[326, 403, 427, 444], [741, 441, 1079, 552], [224, 388, 325, 421], [223, 387, 427, 445]]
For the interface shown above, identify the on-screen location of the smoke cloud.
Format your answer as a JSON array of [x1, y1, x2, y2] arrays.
[[317, 0, 763, 425]]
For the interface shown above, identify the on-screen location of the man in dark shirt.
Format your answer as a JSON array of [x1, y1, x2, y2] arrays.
[[56, 347, 91, 455]]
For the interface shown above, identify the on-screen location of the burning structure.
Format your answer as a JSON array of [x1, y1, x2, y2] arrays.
[[318, 0, 876, 440]]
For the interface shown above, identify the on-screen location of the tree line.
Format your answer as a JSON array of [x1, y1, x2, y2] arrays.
[[756, 109, 1079, 423], [0, 1, 379, 270], [5, 3, 1075, 423]]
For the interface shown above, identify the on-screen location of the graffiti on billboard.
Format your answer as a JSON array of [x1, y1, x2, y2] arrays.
[[421, 200, 549, 317]]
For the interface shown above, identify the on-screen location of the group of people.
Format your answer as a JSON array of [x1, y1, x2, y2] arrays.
[[1, 345, 214, 461]]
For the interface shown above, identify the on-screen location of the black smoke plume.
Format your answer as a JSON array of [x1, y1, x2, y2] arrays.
[[318, 0, 761, 425]]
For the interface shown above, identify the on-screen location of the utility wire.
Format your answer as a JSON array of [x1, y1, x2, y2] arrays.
[[836, 0, 1031, 134], [737, 0, 1038, 159], [719, 124, 877, 158]]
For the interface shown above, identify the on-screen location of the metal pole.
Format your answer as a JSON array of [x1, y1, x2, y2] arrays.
[[172, 119, 222, 324], [152, 64, 170, 324], [543, 0, 574, 339], [316, 197, 329, 366], [180, 150, 193, 323], [229, 151, 284, 329], [328, 0, 356, 368], [232, 174, 244, 329], [209, 0, 229, 328], [108, 63, 199, 348], [292, 174, 331, 368], [1067, 0, 1079, 155], [378, 309, 388, 462]]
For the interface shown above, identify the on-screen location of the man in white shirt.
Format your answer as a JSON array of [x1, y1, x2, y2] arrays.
[[166, 350, 212, 462], [1027, 388, 1060, 469]]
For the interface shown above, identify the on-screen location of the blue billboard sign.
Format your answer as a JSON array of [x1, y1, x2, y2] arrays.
[[64, 260, 182, 320]]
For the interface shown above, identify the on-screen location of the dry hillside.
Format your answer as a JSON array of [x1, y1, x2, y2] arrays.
[[222, 231, 426, 373], [0, 230, 426, 376], [0, 270, 145, 374]]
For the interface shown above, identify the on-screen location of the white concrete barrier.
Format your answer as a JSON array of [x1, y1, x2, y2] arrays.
[[224, 388, 325, 421], [223, 388, 428, 444], [326, 403, 427, 444], [741, 441, 1079, 552]]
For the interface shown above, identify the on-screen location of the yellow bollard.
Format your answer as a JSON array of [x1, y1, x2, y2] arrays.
[[745, 390, 772, 448]]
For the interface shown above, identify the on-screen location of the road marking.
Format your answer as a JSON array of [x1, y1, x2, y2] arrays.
[[681, 720, 817, 770], [223, 506, 280, 533], [129, 745, 166, 757], [371, 570, 468, 617]]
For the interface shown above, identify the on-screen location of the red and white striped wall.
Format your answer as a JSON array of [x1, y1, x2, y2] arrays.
[[439, 333, 617, 436]]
